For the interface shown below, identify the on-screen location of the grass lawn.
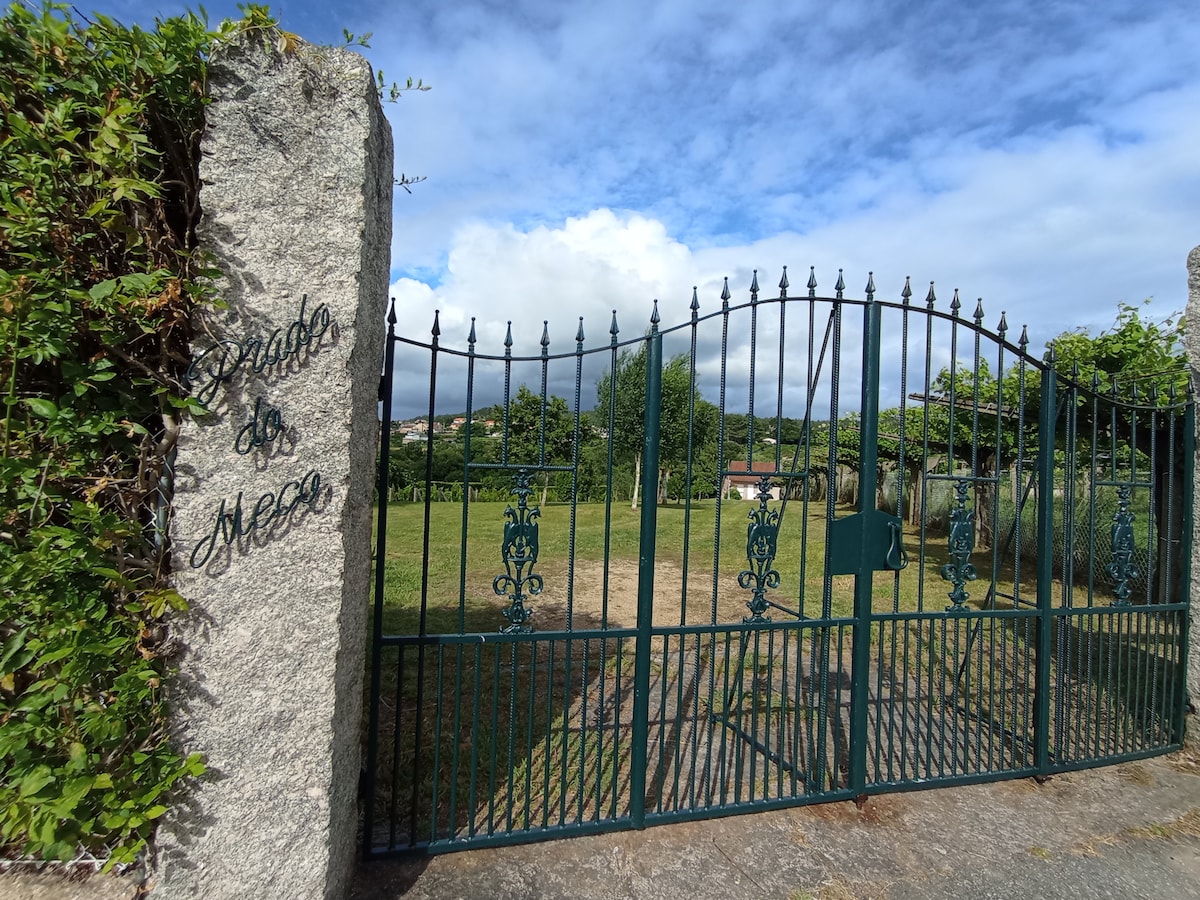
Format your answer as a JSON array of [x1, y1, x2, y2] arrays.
[[374, 497, 1048, 636], [364, 497, 1178, 852], [364, 497, 1081, 847]]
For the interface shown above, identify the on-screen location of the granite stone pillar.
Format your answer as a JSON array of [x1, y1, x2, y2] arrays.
[[153, 31, 392, 899], [1187, 244, 1200, 734]]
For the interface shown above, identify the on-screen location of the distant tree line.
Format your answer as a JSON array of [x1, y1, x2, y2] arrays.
[[385, 303, 1187, 554]]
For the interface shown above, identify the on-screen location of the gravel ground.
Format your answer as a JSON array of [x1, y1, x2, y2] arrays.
[[351, 747, 1200, 900]]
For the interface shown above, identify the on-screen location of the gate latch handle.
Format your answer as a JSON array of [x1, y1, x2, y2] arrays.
[[886, 521, 908, 570]]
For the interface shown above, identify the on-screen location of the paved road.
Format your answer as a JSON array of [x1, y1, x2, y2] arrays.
[[352, 749, 1200, 900]]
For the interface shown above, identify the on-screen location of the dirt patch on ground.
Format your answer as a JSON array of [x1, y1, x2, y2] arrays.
[[807, 873, 893, 900], [1167, 742, 1200, 776], [794, 794, 907, 827], [509, 558, 757, 631], [0, 872, 138, 900]]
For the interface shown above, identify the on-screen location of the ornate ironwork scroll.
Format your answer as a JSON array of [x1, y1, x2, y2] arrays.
[[493, 470, 542, 633], [1104, 485, 1139, 606], [738, 475, 781, 623], [940, 479, 977, 612]]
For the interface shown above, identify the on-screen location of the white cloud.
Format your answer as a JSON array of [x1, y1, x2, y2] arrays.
[[88, 0, 1200, 420], [386, 78, 1200, 416], [373, 0, 1200, 274], [391, 209, 702, 356]]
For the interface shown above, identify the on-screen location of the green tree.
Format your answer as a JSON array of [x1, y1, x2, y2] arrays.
[[457, 421, 489, 442], [1048, 302, 1187, 602], [887, 301, 1186, 548], [1050, 301, 1186, 399], [596, 347, 650, 508], [596, 346, 713, 508], [506, 385, 575, 504]]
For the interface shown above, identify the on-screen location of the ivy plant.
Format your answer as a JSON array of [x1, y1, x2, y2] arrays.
[[0, 1, 215, 866]]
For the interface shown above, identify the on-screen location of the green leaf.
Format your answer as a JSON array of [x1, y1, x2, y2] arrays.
[[0, 0, 270, 862], [88, 279, 118, 300], [19, 767, 55, 798], [0, 629, 30, 670], [68, 742, 88, 768], [46, 841, 78, 861], [51, 776, 94, 816], [24, 397, 58, 419]]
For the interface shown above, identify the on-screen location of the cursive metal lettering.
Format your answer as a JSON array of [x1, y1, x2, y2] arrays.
[[234, 397, 286, 455], [189, 469, 323, 568], [186, 295, 332, 408]]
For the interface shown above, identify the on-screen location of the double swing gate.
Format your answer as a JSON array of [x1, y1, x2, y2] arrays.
[[364, 270, 1193, 857]]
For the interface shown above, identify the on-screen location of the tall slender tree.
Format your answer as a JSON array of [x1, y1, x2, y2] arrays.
[[596, 346, 710, 508]]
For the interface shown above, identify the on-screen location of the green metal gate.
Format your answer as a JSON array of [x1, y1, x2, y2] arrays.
[[364, 271, 1193, 856]]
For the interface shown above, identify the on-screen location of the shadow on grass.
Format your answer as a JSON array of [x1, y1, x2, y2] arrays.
[[362, 501, 1185, 853], [365, 581, 634, 852]]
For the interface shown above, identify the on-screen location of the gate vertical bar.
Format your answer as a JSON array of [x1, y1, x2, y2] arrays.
[[1176, 395, 1195, 741], [630, 319, 663, 829], [363, 299, 397, 858], [849, 298, 882, 796], [1034, 355, 1058, 776]]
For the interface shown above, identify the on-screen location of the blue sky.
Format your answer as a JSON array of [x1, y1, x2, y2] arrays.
[[86, 0, 1200, 411]]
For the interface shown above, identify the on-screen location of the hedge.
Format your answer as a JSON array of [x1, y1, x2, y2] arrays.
[[0, 0, 248, 866]]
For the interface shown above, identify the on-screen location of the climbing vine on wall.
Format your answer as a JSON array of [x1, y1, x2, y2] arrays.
[[0, 1, 217, 866], [1, 0, 428, 867]]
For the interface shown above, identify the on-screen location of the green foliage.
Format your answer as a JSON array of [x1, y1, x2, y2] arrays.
[[881, 301, 1187, 472], [596, 345, 711, 505], [507, 385, 574, 465], [596, 346, 649, 460], [723, 412, 804, 447], [1, 1, 214, 865], [1050, 301, 1187, 401]]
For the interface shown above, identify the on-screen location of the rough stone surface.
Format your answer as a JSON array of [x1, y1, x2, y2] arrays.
[[1188, 244, 1200, 730], [152, 32, 391, 900]]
